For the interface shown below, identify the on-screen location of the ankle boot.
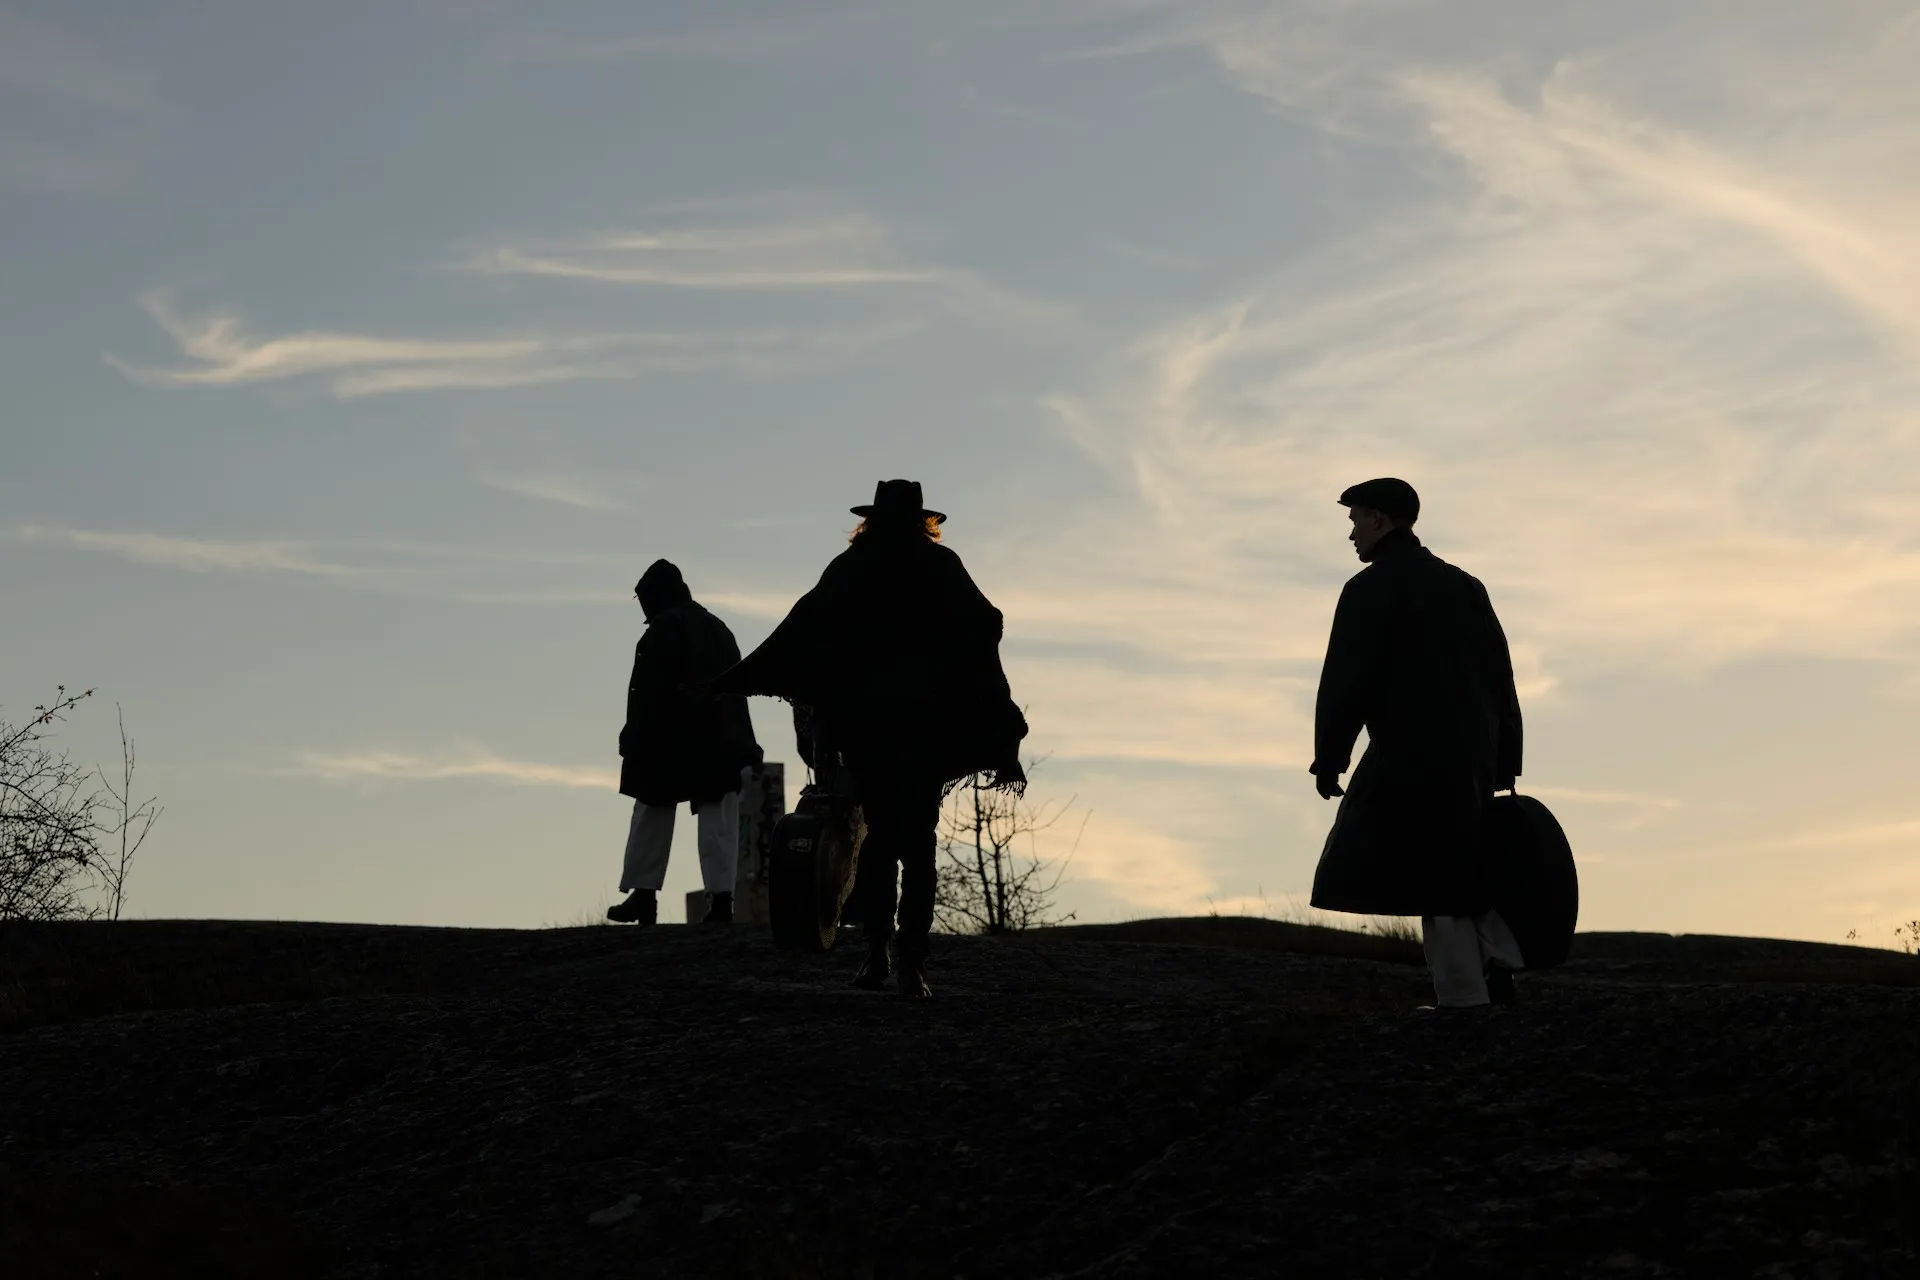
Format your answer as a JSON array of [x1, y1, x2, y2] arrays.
[[605, 889, 657, 925], [1486, 965, 1519, 1007], [701, 892, 733, 925], [896, 961, 932, 999], [851, 939, 891, 990]]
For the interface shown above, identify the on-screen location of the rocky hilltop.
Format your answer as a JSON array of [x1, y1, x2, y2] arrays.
[[3, 917, 1916, 1277]]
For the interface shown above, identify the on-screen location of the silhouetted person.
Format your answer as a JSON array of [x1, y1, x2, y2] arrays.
[[715, 480, 1027, 997], [1309, 479, 1526, 1009], [607, 559, 763, 927]]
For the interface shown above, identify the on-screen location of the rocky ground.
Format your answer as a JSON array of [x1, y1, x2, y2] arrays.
[[2, 917, 1916, 1278]]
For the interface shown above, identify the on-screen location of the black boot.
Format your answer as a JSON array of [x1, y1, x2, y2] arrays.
[[605, 889, 657, 926], [895, 941, 931, 999], [701, 892, 733, 925], [851, 939, 891, 990], [1486, 965, 1519, 1007], [896, 961, 932, 1000]]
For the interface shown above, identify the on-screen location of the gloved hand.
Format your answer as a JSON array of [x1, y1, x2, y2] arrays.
[[618, 726, 633, 757], [1313, 768, 1345, 800]]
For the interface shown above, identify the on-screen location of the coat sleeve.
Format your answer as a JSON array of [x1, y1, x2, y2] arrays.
[[934, 546, 1005, 645], [1481, 585, 1523, 786], [712, 560, 847, 701], [1312, 573, 1387, 776], [623, 617, 689, 753]]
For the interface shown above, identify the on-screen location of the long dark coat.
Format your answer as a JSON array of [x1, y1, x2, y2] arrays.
[[619, 600, 762, 807], [716, 533, 1027, 790], [1309, 529, 1522, 917]]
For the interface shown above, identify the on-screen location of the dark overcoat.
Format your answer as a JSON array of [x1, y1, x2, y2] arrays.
[[1309, 530, 1523, 917], [619, 600, 762, 807], [716, 533, 1027, 791]]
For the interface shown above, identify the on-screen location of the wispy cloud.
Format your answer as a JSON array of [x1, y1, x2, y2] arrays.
[[0, 13, 161, 112], [491, 11, 874, 64], [1521, 785, 1682, 812], [477, 472, 631, 512], [455, 209, 1072, 332], [11, 523, 642, 602], [15, 524, 355, 576], [288, 748, 616, 791], [999, 10, 1920, 719], [107, 294, 912, 398], [0, 11, 172, 191], [1761, 817, 1920, 853]]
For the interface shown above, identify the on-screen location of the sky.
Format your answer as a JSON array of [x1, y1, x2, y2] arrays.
[[4, 0, 1919, 942]]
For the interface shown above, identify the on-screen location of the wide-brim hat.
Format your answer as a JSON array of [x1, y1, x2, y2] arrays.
[[850, 478, 946, 525]]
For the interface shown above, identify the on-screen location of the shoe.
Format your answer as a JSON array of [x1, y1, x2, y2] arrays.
[[700, 892, 733, 926], [1486, 965, 1519, 1007], [850, 942, 891, 990], [896, 963, 932, 1000], [1413, 1002, 1491, 1014], [605, 889, 657, 925]]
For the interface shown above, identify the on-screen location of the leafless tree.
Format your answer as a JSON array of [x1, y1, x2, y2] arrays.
[[0, 687, 105, 924], [97, 703, 163, 922], [934, 755, 1085, 935], [0, 688, 161, 926]]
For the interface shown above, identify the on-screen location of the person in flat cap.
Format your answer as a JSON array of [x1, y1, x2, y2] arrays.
[[1309, 479, 1527, 1010], [606, 559, 763, 927], [715, 480, 1028, 998]]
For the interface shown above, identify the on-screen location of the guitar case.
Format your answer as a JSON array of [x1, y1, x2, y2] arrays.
[[768, 786, 865, 952], [768, 705, 866, 953], [1484, 792, 1579, 969]]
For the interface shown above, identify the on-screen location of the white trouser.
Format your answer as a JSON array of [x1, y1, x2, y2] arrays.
[[1422, 910, 1526, 1008], [619, 789, 740, 896]]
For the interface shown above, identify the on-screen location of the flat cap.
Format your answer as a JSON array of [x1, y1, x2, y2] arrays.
[[1337, 477, 1420, 526]]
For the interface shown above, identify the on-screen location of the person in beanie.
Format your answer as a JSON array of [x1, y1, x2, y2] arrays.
[[714, 480, 1027, 998], [607, 559, 763, 926], [1308, 479, 1527, 1009]]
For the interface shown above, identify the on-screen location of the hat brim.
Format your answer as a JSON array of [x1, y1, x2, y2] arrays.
[[850, 505, 947, 524]]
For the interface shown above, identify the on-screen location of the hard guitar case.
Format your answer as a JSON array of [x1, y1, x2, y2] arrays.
[[767, 706, 866, 953], [1484, 791, 1579, 969]]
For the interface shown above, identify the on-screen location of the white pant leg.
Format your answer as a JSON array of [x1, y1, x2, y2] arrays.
[[1422, 914, 1491, 1007], [619, 800, 676, 893], [1423, 910, 1528, 1007], [1476, 908, 1526, 972], [694, 788, 741, 895]]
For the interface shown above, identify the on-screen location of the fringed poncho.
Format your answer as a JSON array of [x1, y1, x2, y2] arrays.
[[717, 533, 1027, 793]]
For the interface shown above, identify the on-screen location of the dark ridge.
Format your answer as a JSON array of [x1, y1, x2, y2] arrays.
[[1031, 914, 1425, 964], [3, 920, 1916, 1276]]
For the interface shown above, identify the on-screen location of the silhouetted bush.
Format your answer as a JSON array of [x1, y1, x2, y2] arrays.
[[0, 687, 159, 926], [934, 755, 1083, 935]]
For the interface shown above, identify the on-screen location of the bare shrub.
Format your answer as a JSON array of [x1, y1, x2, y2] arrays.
[[934, 756, 1085, 935], [98, 704, 163, 922], [0, 687, 160, 925], [1846, 921, 1920, 954]]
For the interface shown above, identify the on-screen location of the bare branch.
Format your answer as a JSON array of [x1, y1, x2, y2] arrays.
[[933, 753, 1079, 936], [1, 688, 157, 927]]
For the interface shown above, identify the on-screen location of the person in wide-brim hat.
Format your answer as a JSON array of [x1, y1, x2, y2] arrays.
[[850, 478, 946, 526], [715, 479, 1027, 999]]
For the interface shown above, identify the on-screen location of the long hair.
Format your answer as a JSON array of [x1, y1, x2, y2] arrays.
[[848, 515, 943, 546]]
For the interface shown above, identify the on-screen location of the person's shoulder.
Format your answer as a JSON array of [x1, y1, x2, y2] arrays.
[[819, 544, 864, 579], [1426, 552, 1487, 590], [1339, 562, 1386, 595], [685, 598, 736, 631], [1416, 554, 1499, 610], [647, 603, 697, 636]]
